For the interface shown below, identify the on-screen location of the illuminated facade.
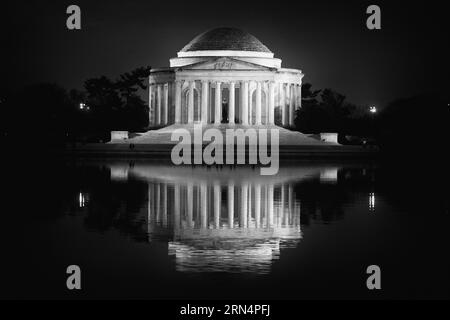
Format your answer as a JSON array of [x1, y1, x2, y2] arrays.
[[148, 27, 304, 127]]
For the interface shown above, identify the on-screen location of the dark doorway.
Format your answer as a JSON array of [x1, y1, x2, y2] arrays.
[[221, 88, 229, 123], [221, 99, 228, 123]]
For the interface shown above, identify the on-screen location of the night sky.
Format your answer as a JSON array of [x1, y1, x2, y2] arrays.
[[2, 0, 449, 107]]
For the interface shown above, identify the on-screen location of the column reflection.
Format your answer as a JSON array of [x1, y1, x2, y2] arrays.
[[110, 164, 344, 274]]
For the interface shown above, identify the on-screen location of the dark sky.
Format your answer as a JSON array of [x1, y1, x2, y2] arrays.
[[2, 0, 449, 107]]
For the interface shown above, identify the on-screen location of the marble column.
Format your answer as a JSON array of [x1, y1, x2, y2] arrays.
[[148, 84, 153, 125], [201, 81, 209, 124], [175, 81, 182, 124], [214, 82, 222, 124], [255, 82, 262, 125], [241, 81, 249, 125], [285, 83, 291, 126], [229, 82, 235, 124], [248, 83, 253, 125], [297, 84, 302, 110], [157, 84, 162, 125], [280, 83, 286, 126], [188, 81, 195, 124], [164, 83, 169, 125], [265, 83, 269, 125], [208, 85, 212, 123], [289, 84, 295, 127], [268, 82, 275, 125], [228, 183, 234, 228]]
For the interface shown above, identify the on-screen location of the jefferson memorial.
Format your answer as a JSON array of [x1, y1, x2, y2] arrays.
[[149, 27, 302, 128], [110, 27, 342, 146]]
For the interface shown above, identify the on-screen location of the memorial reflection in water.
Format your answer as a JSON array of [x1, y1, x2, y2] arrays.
[[110, 163, 339, 274]]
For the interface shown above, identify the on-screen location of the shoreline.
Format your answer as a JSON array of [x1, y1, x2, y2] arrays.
[[62, 143, 379, 159]]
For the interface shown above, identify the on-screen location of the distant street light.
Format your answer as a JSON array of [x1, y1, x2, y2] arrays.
[[368, 106, 377, 140], [79, 102, 90, 111], [369, 192, 376, 211]]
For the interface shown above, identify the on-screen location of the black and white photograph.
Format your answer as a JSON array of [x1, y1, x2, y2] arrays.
[[1, 0, 449, 308]]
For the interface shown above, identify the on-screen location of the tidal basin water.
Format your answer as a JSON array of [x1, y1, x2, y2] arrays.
[[2, 160, 449, 299]]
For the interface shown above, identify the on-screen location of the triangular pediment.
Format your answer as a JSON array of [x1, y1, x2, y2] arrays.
[[180, 57, 273, 71]]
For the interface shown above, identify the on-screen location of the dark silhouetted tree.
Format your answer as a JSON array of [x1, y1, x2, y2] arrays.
[[378, 93, 449, 154], [2, 83, 79, 146], [294, 83, 321, 132], [84, 66, 150, 132]]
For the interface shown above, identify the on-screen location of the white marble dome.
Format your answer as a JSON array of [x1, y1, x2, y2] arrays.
[[180, 27, 272, 53]]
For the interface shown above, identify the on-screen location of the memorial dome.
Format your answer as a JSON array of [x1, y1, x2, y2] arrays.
[[180, 27, 272, 53]]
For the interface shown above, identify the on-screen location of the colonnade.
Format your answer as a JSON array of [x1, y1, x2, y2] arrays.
[[148, 80, 302, 127]]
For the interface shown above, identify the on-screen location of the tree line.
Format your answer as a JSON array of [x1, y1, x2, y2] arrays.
[[1, 66, 447, 154], [1, 66, 151, 146]]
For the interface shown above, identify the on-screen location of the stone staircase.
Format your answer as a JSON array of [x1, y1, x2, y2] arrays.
[[110, 124, 338, 146]]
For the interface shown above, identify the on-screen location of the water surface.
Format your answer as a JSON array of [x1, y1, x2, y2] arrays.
[[2, 160, 449, 299]]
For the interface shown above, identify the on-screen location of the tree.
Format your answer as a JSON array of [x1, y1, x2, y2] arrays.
[[319, 89, 357, 132], [84, 66, 151, 132], [295, 85, 369, 136], [294, 83, 321, 132], [378, 93, 449, 154], [115, 67, 151, 130], [2, 83, 79, 146]]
